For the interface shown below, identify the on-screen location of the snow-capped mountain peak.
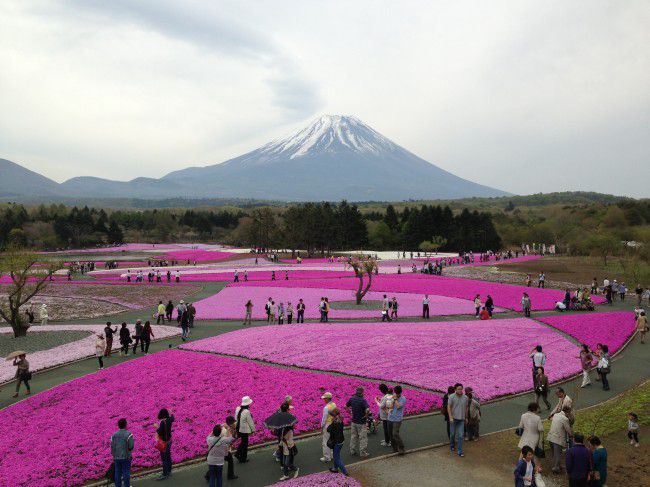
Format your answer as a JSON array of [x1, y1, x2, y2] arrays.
[[259, 114, 400, 160]]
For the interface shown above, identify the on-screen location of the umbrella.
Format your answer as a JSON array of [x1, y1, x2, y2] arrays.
[[264, 410, 297, 430], [5, 350, 27, 361]]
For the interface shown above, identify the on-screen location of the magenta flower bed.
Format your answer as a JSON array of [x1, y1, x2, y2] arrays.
[[268, 472, 362, 486], [155, 249, 235, 262], [536, 311, 636, 353], [193, 285, 498, 320], [231, 274, 604, 311], [0, 350, 439, 486], [180, 318, 580, 400]]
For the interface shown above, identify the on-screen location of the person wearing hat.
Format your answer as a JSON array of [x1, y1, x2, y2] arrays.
[[320, 392, 337, 463], [234, 396, 255, 463], [12, 353, 31, 397]]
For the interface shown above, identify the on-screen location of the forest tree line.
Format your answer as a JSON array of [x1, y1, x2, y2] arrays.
[[0, 201, 502, 253]]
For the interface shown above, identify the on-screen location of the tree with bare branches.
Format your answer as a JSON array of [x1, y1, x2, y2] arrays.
[[0, 249, 60, 337], [348, 254, 378, 304]]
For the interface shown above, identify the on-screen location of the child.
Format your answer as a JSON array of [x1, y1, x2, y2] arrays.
[[628, 412, 640, 447]]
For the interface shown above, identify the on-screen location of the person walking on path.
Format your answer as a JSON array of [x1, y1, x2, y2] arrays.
[[206, 424, 233, 487], [635, 284, 644, 307], [565, 433, 592, 486], [280, 423, 299, 480], [375, 384, 393, 447], [627, 412, 640, 447], [156, 408, 174, 480], [156, 301, 166, 324], [104, 322, 117, 357], [448, 383, 468, 457], [111, 418, 134, 487], [534, 367, 551, 410], [119, 323, 132, 356], [296, 299, 305, 323], [549, 388, 573, 418], [465, 387, 481, 441], [320, 392, 337, 463], [514, 445, 541, 487], [132, 320, 144, 355], [388, 385, 406, 455], [517, 403, 544, 455], [165, 300, 174, 322], [390, 297, 399, 321], [142, 321, 154, 354], [521, 293, 532, 317], [442, 385, 455, 438], [529, 345, 546, 387], [234, 396, 255, 463], [596, 346, 611, 391], [579, 344, 594, 387], [243, 300, 253, 326], [327, 408, 349, 476], [95, 334, 106, 369], [187, 302, 196, 328], [636, 311, 648, 344], [422, 294, 430, 318], [474, 294, 482, 318], [538, 272, 546, 288], [180, 307, 190, 341], [346, 386, 371, 457], [12, 353, 31, 397], [588, 436, 607, 487], [286, 302, 293, 324], [548, 405, 573, 473], [485, 295, 494, 317]]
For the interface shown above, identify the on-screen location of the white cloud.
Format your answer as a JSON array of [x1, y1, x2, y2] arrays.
[[0, 0, 648, 196]]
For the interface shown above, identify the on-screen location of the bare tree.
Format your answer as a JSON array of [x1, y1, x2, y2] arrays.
[[348, 254, 378, 304], [0, 249, 60, 337]]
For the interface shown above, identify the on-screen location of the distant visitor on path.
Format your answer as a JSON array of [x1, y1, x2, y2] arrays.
[[95, 334, 106, 370], [104, 322, 117, 357], [12, 353, 31, 397]]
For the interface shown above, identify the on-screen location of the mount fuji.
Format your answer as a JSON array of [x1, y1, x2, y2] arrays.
[[7, 115, 509, 201]]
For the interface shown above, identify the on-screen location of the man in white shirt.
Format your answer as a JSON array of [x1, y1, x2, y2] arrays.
[[529, 345, 546, 386], [320, 392, 336, 462], [422, 295, 430, 319]]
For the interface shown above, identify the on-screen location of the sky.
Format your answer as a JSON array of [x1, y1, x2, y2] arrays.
[[0, 0, 649, 197]]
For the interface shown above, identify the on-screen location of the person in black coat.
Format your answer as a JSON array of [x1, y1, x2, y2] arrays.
[[118, 323, 132, 356], [156, 408, 174, 480]]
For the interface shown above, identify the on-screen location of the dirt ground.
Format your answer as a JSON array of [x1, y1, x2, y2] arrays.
[[353, 429, 648, 487], [445, 256, 640, 290]]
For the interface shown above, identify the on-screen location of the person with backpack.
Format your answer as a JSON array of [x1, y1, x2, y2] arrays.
[[206, 424, 234, 487], [327, 408, 348, 476], [280, 422, 299, 480], [111, 418, 134, 487]]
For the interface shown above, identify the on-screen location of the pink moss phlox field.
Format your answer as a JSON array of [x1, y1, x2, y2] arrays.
[[230, 275, 604, 311], [192, 286, 500, 320], [0, 350, 440, 486], [268, 472, 362, 486], [155, 249, 235, 262], [180, 318, 580, 399], [0, 324, 180, 383], [536, 311, 636, 353]]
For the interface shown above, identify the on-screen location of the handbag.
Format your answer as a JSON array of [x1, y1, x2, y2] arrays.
[[534, 445, 545, 458], [515, 427, 524, 437], [534, 472, 546, 487], [155, 436, 169, 452]]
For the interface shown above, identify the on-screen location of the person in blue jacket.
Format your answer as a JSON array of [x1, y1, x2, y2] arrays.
[[514, 445, 541, 487]]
